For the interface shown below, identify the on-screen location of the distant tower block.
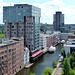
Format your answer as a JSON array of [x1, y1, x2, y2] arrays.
[[53, 11, 64, 31]]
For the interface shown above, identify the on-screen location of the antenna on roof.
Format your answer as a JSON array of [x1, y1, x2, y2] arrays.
[[10, 2, 14, 6]]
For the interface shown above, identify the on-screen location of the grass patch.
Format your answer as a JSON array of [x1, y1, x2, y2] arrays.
[[0, 34, 5, 39]]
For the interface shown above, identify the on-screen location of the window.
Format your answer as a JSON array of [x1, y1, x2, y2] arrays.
[[5, 51, 7, 53], [7, 29, 9, 31], [9, 49, 11, 53], [2, 56, 4, 60], [2, 61, 4, 65], [72, 43, 75, 45], [7, 26, 9, 28], [12, 26, 14, 28], [14, 32, 16, 34]]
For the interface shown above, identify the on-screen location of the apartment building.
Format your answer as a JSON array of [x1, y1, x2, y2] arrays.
[[3, 4, 41, 55], [0, 38, 24, 75]]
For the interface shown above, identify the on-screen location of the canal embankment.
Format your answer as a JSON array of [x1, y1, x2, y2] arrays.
[[52, 56, 64, 75]]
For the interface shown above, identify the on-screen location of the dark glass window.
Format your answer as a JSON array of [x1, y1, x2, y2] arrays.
[[72, 43, 75, 45], [14, 32, 16, 34], [9, 49, 11, 53], [12, 26, 14, 28], [2, 56, 4, 59]]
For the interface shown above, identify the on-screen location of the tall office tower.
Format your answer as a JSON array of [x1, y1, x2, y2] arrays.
[[53, 11, 64, 31], [3, 4, 41, 55]]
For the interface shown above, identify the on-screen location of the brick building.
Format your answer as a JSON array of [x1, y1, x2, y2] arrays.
[[0, 38, 24, 75], [47, 34, 57, 47]]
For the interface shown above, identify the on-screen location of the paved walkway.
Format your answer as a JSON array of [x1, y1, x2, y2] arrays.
[[25, 63, 34, 69], [52, 56, 64, 75]]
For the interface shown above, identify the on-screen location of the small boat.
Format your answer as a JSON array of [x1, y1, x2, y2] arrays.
[[59, 54, 61, 57], [48, 46, 56, 53]]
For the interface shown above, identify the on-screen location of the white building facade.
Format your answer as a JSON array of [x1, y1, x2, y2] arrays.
[[64, 38, 75, 56], [24, 47, 29, 66], [40, 34, 47, 53]]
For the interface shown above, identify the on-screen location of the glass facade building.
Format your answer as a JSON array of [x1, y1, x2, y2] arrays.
[[3, 4, 41, 54]]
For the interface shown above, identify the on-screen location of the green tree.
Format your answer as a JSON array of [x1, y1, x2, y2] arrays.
[[61, 47, 66, 58], [43, 67, 53, 75], [61, 47, 64, 51], [1, 28, 4, 34], [70, 51, 75, 69], [30, 73, 36, 75], [70, 56, 74, 69], [70, 70, 75, 75], [52, 59, 57, 68], [72, 62, 75, 70], [62, 58, 71, 75], [67, 52, 70, 58]]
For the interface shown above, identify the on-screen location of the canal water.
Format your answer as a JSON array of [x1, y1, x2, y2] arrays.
[[16, 44, 63, 75]]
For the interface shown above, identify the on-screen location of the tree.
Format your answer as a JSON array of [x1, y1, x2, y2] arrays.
[[70, 70, 75, 75], [30, 73, 36, 75], [43, 67, 53, 75], [61, 47, 66, 58], [72, 62, 75, 70], [70, 56, 74, 69], [61, 47, 64, 51], [62, 58, 71, 75], [52, 59, 57, 68], [70, 51, 75, 69], [67, 52, 70, 58], [1, 28, 4, 34]]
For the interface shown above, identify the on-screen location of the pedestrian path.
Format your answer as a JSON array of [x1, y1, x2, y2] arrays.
[[52, 56, 63, 75], [25, 63, 34, 69]]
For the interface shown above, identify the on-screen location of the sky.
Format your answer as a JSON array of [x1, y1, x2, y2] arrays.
[[0, 0, 75, 24]]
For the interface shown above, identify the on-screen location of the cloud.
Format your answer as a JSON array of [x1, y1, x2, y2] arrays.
[[0, 0, 75, 24], [44, 0, 66, 6], [33, 0, 66, 24], [33, 0, 75, 24]]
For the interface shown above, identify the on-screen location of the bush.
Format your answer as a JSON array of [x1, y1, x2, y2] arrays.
[[52, 59, 57, 68], [70, 70, 75, 75], [62, 58, 71, 75], [30, 73, 36, 75], [43, 67, 53, 75]]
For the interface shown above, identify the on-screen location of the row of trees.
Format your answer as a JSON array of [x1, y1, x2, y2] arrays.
[[0, 29, 4, 34], [62, 51, 75, 75]]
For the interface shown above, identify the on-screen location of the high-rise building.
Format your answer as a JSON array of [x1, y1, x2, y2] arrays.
[[53, 11, 64, 31], [3, 4, 41, 55]]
